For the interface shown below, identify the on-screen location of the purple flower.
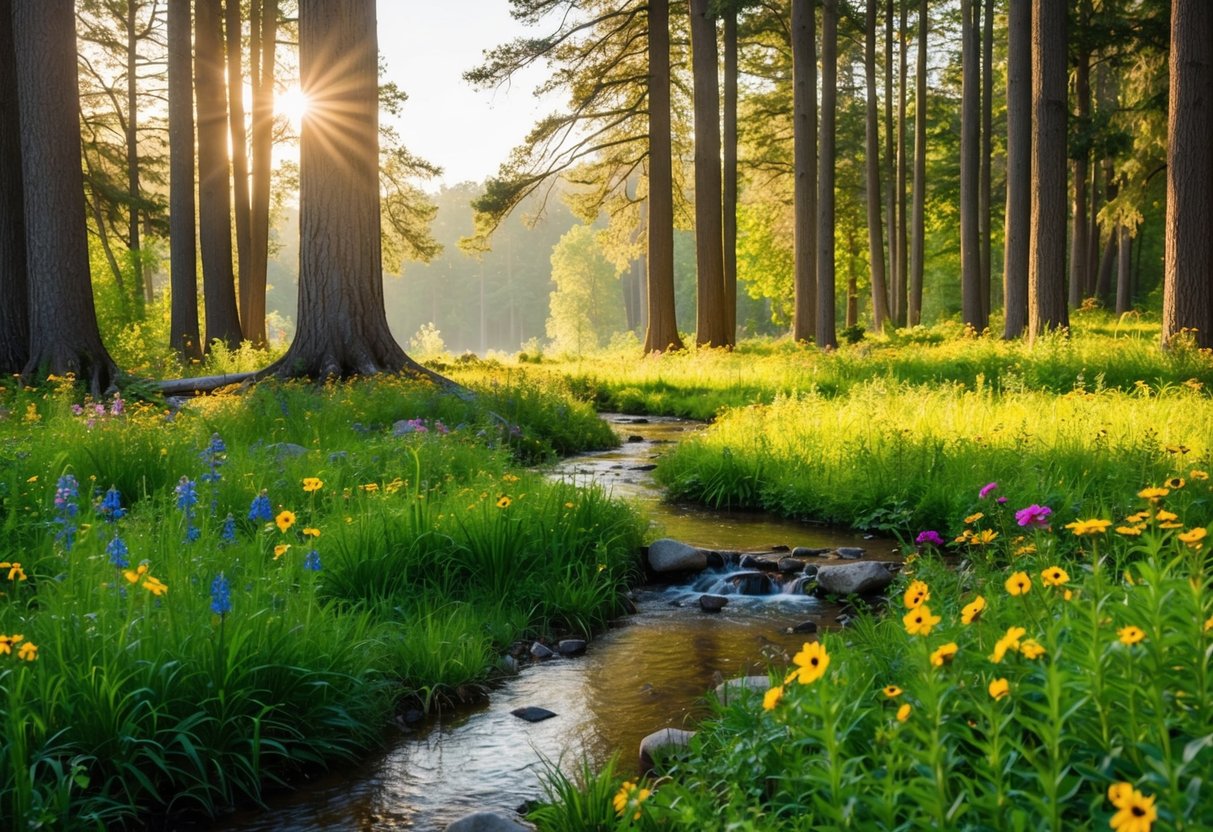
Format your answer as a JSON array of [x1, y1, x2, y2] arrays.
[[996, 496, 1008, 505], [915, 530, 944, 547], [110, 394, 124, 416], [979, 482, 998, 499], [1015, 504, 1052, 528]]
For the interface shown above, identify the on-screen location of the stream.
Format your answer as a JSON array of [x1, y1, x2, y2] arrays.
[[214, 414, 897, 831]]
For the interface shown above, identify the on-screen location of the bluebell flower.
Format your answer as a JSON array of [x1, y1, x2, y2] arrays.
[[52, 474, 80, 550], [105, 534, 129, 568], [199, 434, 226, 484], [185, 525, 201, 543], [247, 491, 273, 522], [175, 477, 198, 512], [210, 573, 231, 616], [99, 486, 125, 523], [303, 549, 322, 572], [220, 513, 236, 544]]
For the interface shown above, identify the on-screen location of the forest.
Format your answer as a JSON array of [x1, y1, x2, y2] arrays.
[[0, 0, 1211, 830]]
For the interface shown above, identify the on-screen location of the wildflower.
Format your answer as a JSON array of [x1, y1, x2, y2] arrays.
[[1066, 518, 1112, 536], [273, 544, 291, 560], [1118, 626, 1146, 646], [143, 576, 168, 596], [979, 482, 998, 499], [903, 605, 941, 637], [17, 641, 37, 661], [896, 703, 912, 722], [496, 495, 512, 509], [175, 477, 198, 511], [988, 677, 1010, 700], [1137, 487, 1169, 502], [1014, 542, 1037, 556], [563, 501, 575, 509], [303, 549, 322, 571], [763, 685, 784, 711], [1108, 785, 1156, 832], [302, 477, 324, 493], [99, 486, 125, 522], [220, 514, 236, 544], [903, 580, 930, 609], [991, 626, 1026, 663], [915, 530, 944, 547], [248, 491, 274, 522], [52, 474, 80, 550], [930, 642, 958, 667], [1005, 571, 1031, 596], [1204, 615, 1213, 633], [361, 482, 380, 493], [613, 781, 650, 820], [1, 562, 27, 582], [275, 510, 296, 533], [199, 434, 226, 483], [972, 528, 999, 545], [123, 563, 148, 584], [1116, 526, 1144, 536], [791, 641, 830, 684], [882, 685, 903, 698], [1020, 639, 1046, 660], [105, 534, 129, 568], [0, 634, 21, 655], [1165, 477, 1185, 490], [1108, 783, 1132, 807], [1178, 528, 1207, 549], [965, 512, 985, 524], [303, 527, 321, 538], [210, 573, 231, 616], [1191, 469, 1209, 481], [961, 595, 987, 624], [1041, 566, 1070, 587], [1155, 509, 1179, 523], [1015, 504, 1052, 528]]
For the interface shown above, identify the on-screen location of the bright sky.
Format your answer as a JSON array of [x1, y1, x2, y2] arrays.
[[376, 2, 559, 187]]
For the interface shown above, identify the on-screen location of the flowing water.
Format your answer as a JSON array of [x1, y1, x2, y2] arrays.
[[214, 415, 897, 831]]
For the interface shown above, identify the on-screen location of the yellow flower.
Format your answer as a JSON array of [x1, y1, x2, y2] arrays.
[[502, 473, 520, 483], [896, 702, 912, 722], [1205, 615, 1213, 633], [1138, 487, 1170, 501], [273, 544, 291, 560], [1116, 526, 1144, 536], [2, 562, 27, 582], [25, 475, 37, 483], [1155, 509, 1179, 523], [1014, 542, 1037, 557], [1191, 469, 1209, 481], [1178, 527, 1207, 549], [1041, 566, 1069, 587], [972, 528, 999, 545], [763, 685, 784, 711], [612, 781, 650, 820], [496, 495, 512, 509], [1159, 521, 1183, 530], [903, 580, 930, 609], [964, 512, 985, 524], [123, 563, 149, 584], [1064, 589, 1074, 601], [563, 501, 575, 509], [361, 482, 380, 493], [882, 685, 903, 698], [302, 477, 324, 493], [0, 634, 20, 655], [1108, 782, 1133, 808], [1118, 626, 1146, 646], [275, 510, 296, 533], [1109, 786, 1157, 832], [903, 605, 941, 637], [1019, 639, 1046, 660], [791, 640, 831, 684], [1005, 571, 1032, 596], [991, 626, 1026, 663], [143, 576, 168, 597], [1165, 477, 1185, 490], [1065, 518, 1112, 536], [930, 642, 958, 667], [1126, 511, 1151, 524], [302, 527, 321, 538], [988, 677, 1010, 700], [16, 641, 37, 661], [961, 595, 987, 625]]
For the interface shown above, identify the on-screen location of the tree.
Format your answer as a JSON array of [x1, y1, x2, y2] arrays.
[[547, 224, 628, 353], [1162, 0, 1213, 347], [195, 0, 243, 349], [1002, 0, 1031, 338], [817, 0, 838, 349], [0, 0, 29, 374], [167, 0, 201, 360], [245, 0, 279, 348], [690, 0, 730, 347], [722, 5, 739, 339], [1028, 0, 1068, 339], [959, 0, 984, 332], [1068, 0, 1093, 309], [225, 0, 252, 323], [979, 0, 993, 320], [269, 0, 432, 379], [908, 0, 926, 326], [791, 0, 817, 343], [893, 0, 908, 326], [13, 0, 117, 392], [863, 0, 891, 331], [646, 0, 684, 352]]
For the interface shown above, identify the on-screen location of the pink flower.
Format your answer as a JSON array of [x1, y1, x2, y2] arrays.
[[1015, 504, 1052, 528], [996, 496, 1008, 504], [915, 530, 944, 547], [979, 482, 998, 499]]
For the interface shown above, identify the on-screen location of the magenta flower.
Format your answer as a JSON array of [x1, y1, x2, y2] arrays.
[[996, 496, 1008, 505], [979, 482, 998, 499], [915, 530, 944, 547], [1015, 504, 1052, 528]]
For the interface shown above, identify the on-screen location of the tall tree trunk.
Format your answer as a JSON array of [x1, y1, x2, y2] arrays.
[[846, 222, 860, 329], [884, 0, 895, 298], [895, 0, 908, 327], [1002, 0, 1031, 339], [0, 0, 29, 374], [909, 0, 926, 325], [792, 0, 817, 343], [689, 0, 729, 347], [1068, 45, 1091, 308], [125, 0, 147, 312], [644, 0, 683, 353], [1115, 225, 1132, 314], [980, 0, 992, 320], [226, 0, 252, 333], [1094, 165, 1117, 303], [168, 0, 201, 360], [246, 0, 277, 348], [865, 0, 891, 330], [723, 10, 738, 341], [13, 0, 117, 393], [960, 0, 983, 331], [817, 0, 838, 349], [196, 0, 243, 349], [1162, 0, 1213, 347], [1028, 0, 1069, 339]]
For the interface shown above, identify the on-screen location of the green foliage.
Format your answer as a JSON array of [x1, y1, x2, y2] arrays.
[[547, 225, 628, 355]]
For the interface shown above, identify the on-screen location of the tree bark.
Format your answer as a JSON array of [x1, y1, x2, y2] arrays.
[[1002, 0, 1031, 339], [1068, 44, 1091, 308], [865, 0, 891, 330], [689, 0, 729, 347], [246, 0, 278, 348], [13, 0, 117, 392], [909, 0, 926, 326], [1115, 225, 1132, 314], [894, 0, 908, 327], [0, 0, 29, 374], [644, 0, 683, 353], [1162, 0, 1213, 347], [196, 0, 243, 349], [125, 0, 147, 311], [792, 0, 817, 343], [960, 0, 984, 331], [817, 0, 838, 349], [884, 0, 895, 301], [226, 0, 252, 333], [1028, 0, 1069, 340], [979, 0, 992, 320], [168, 0, 201, 360], [723, 10, 738, 341]]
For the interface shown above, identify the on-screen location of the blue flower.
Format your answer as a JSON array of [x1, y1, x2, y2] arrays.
[[99, 486, 125, 523], [175, 477, 198, 512], [247, 491, 273, 522], [199, 433, 227, 483], [105, 534, 129, 568], [303, 549, 322, 572], [220, 514, 236, 544], [210, 573, 231, 616], [53, 474, 81, 550], [185, 525, 201, 543]]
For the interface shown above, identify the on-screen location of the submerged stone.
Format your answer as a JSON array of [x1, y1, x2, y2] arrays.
[[699, 594, 729, 612], [510, 706, 557, 723], [445, 810, 536, 831]]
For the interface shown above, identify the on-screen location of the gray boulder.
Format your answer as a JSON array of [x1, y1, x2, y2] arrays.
[[529, 642, 554, 660], [835, 547, 866, 559], [777, 558, 805, 574], [713, 675, 772, 705], [557, 638, 587, 657], [699, 594, 729, 612], [511, 706, 557, 723], [815, 561, 896, 596], [792, 546, 830, 558], [639, 727, 696, 775], [445, 811, 536, 832], [648, 539, 708, 573]]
